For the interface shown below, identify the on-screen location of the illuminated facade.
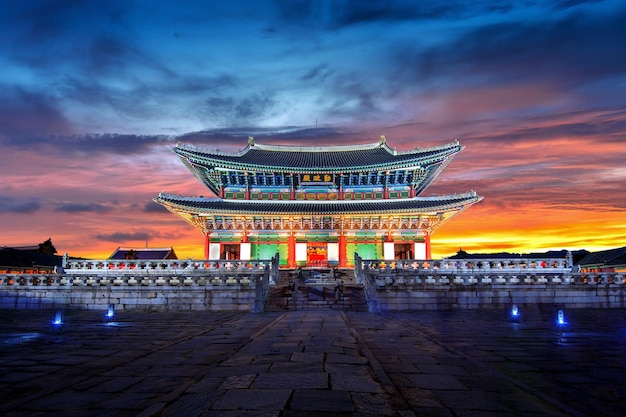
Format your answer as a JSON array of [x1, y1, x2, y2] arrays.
[[154, 136, 482, 267]]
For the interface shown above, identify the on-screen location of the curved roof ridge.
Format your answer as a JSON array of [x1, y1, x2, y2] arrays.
[[252, 141, 384, 153], [176, 137, 461, 157]]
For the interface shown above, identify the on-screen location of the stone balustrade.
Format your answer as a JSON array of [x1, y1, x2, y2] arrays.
[[0, 256, 279, 289], [1, 257, 624, 289], [365, 272, 625, 286], [63, 259, 272, 275], [362, 257, 571, 273], [0, 273, 263, 288], [355, 257, 624, 287], [0, 255, 280, 312]]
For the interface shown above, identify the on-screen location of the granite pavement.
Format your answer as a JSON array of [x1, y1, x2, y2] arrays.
[[1, 307, 625, 416]]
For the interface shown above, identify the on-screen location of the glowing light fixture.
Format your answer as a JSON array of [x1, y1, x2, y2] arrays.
[[105, 304, 116, 320], [52, 309, 64, 327], [557, 309, 566, 325], [511, 304, 519, 317]]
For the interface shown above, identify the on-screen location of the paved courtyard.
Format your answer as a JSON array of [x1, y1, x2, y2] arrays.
[[1, 307, 625, 416]]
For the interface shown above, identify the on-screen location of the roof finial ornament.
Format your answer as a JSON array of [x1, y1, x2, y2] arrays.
[[248, 136, 255, 146], [379, 135, 386, 146]]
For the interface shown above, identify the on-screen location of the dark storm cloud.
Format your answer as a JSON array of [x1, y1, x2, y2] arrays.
[[300, 64, 332, 82], [0, 128, 171, 156], [94, 231, 151, 242], [552, 0, 605, 10], [467, 110, 626, 144], [0, 88, 73, 141], [63, 133, 173, 154], [85, 35, 142, 77], [200, 93, 280, 126], [0, 84, 172, 152], [325, 75, 382, 117], [177, 126, 359, 147], [143, 202, 169, 213], [0, 197, 42, 214], [273, 0, 476, 29], [2, 1, 134, 69], [94, 229, 183, 243], [406, 8, 626, 89], [54, 202, 115, 214]]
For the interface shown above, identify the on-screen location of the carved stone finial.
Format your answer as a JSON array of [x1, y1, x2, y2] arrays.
[[379, 135, 386, 145], [248, 136, 255, 146]]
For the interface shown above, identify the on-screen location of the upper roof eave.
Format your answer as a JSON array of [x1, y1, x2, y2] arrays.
[[175, 138, 460, 156]]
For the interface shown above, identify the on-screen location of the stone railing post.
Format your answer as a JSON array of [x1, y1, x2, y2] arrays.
[[252, 266, 270, 313], [354, 253, 364, 285]]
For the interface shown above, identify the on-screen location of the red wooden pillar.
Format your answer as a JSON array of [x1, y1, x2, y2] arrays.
[[288, 232, 296, 268], [245, 172, 251, 199], [204, 232, 210, 260], [384, 171, 389, 199], [339, 173, 344, 200], [424, 232, 431, 260], [339, 232, 347, 268]]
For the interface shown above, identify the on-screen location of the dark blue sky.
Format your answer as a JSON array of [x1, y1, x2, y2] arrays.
[[1, 0, 625, 258]]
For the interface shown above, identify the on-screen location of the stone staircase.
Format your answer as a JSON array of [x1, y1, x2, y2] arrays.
[[265, 268, 366, 311]]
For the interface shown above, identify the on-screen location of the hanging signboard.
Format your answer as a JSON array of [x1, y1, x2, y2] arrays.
[[299, 173, 334, 185]]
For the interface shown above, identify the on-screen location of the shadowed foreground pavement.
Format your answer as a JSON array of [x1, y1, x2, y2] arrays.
[[1, 308, 625, 416]]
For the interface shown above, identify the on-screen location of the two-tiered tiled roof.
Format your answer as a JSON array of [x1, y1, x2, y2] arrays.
[[155, 137, 483, 238]]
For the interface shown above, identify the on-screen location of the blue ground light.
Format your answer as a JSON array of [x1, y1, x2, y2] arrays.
[[51, 309, 64, 327], [105, 304, 115, 320]]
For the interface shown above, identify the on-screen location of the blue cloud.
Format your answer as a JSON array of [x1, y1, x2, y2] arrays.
[[0, 197, 41, 214]]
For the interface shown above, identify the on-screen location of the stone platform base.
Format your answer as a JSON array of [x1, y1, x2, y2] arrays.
[[370, 284, 626, 311]]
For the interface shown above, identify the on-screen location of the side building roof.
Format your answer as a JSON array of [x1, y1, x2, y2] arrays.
[[0, 247, 63, 269], [109, 247, 178, 260], [578, 246, 626, 268], [174, 137, 463, 173]]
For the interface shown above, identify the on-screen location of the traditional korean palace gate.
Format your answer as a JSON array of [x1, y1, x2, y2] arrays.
[[153, 136, 483, 268]]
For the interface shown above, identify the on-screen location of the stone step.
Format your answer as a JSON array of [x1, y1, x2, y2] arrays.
[[265, 284, 367, 312]]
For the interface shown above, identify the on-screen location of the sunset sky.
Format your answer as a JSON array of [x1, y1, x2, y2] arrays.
[[1, 0, 625, 260]]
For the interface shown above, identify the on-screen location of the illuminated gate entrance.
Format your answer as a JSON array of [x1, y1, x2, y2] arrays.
[[221, 244, 240, 260], [306, 242, 327, 267], [394, 243, 413, 260]]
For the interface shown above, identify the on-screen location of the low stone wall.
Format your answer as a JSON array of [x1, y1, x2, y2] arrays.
[[0, 257, 278, 312], [0, 286, 257, 312], [3, 284, 624, 312], [371, 284, 626, 311]]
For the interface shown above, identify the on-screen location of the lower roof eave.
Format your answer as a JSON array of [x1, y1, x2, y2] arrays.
[[154, 192, 483, 216]]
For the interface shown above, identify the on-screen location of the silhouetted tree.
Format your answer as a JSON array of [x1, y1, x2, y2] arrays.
[[38, 238, 57, 255], [125, 249, 138, 260]]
